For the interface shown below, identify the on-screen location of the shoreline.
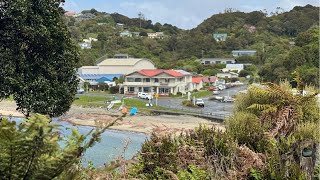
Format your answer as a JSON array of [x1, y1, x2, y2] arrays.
[[0, 100, 225, 135]]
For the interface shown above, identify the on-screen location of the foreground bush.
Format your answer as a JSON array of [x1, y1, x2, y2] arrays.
[[0, 114, 108, 179], [127, 82, 319, 179]]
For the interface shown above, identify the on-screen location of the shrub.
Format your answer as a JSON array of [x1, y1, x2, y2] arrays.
[[193, 89, 198, 92], [176, 92, 182, 96], [131, 134, 179, 179], [177, 165, 210, 180], [182, 100, 198, 108], [226, 112, 269, 153], [109, 86, 119, 94]]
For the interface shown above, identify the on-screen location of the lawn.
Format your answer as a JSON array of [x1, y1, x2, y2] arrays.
[[189, 90, 212, 98], [88, 91, 111, 94], [73, 95, 111, 107]]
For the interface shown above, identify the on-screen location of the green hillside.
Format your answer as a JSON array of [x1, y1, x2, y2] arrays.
[[65, 5, 319, 86]]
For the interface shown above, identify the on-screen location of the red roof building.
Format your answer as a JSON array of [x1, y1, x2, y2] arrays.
[[192, 77, 203, 84], [138, 69, 185, 77], [123, 69, 193, 96]]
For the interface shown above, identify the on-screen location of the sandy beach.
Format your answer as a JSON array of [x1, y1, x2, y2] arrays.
[[0, 100, 225, 135]]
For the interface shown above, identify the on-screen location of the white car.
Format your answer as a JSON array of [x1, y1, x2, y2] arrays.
[[212, 90, 220, 95], [138, 92, 153, 100], [195, 99, 204, 107]]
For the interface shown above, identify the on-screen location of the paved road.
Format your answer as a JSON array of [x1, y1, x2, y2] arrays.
[[155, 85, 248, 115]]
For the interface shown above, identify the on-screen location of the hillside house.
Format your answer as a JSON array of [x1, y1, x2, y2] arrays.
[[232, 50, 256, 57], [123, 69, 194, 96], [79, 42, 92, 49], [217, 72, 239, 79], [83, 37, 98, 43], [147, 32, 164, 39], [120, 31, 132, 37], [202, 76, 219, 86], [76, 13, 96, 21], [222, 64, 244, 73], [198, 58, 235, 65], [213, 33, 227, 42], [78, 58, 156, 75]]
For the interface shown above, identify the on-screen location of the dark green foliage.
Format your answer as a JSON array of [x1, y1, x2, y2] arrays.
[[227, 112, 269, 152], [239, 70, 251, 77], [134, 134, 179, 179], [109, 86, 120, 94], [0, 114, 107, 179], [177, 165, 210, 180], [0, 0, 79, 117]]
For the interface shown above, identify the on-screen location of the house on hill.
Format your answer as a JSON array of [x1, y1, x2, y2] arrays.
[[217, 72, 239, 79], [213, 33, 227, 42], [79, 42, 92, 49], [147, 32, 165, 39], [120, 31, 132, 37], [202, 76, 219, 86], [222, 64, 244, 73], [123, 69, 194, 95], [197, 58, 235, 65], [232, 50, 256, 57]]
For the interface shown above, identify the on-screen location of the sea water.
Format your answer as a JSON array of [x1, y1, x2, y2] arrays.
[[10, 117, 148, 167]]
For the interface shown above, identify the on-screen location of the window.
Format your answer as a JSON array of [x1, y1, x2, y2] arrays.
[[143, 87, 150, 92], [138, 87, 142, 92], [127, 78, 134, 82], [216, 61, 221, 64], [154, 78, 159, 83], [145, 78, 150, 82], [128, 87, 135, 92], [165, 79, 169, 83], [135, 78, 141, 82], [159, 88, 170, 94], [226, 61, 232, 64], [205, 61, 210, 64]]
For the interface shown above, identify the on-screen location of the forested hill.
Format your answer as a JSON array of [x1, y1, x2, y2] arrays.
[[66, 4, 319, 86], [194, 4, 318, 37]]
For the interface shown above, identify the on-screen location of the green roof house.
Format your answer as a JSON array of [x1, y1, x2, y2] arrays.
[[213, 33, 227, 42]]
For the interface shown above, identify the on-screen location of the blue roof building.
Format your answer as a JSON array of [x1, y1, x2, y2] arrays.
[[79, 74, 122, 83]]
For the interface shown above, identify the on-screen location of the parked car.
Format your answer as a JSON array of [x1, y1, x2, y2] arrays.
[[212, 90, 220, 95], [195, 99, 204, 107], [208, 87, 217, 91], [223, 96, 235, 103], [77, 89, 85, 94], [217, 85, 226, 90], [138, 92, 153, 100]]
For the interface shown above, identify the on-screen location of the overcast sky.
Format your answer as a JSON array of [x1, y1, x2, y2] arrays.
[[63, 0, 319, 29]]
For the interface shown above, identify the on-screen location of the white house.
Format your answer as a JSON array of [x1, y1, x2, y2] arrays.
[[147, 32, 164, 39], [78, 58, 156, 75], [198, 58, 236, 65], [123, 69, 194, 96], [79, 42, 92, 49], [232, 50, 256, 57], [222, 64, 244, 73], [120, 31, 132, 37], [83, 37, 98, 43], [217, 72, 239, 79]]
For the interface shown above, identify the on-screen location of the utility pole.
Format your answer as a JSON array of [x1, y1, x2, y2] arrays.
[[138, 12, 145, 28]]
